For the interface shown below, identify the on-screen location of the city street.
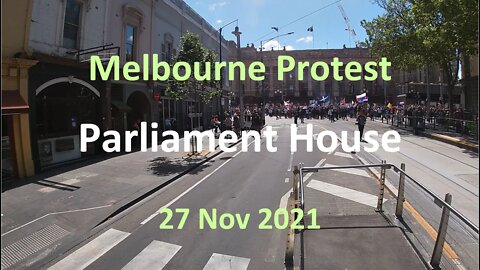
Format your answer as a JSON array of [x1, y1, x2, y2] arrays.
[[5, 117, 472, 270], [2, 0, 478, 269]]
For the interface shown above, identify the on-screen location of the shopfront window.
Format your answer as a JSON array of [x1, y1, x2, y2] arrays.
[[36, 83, 99, 139], [35, 82, 100, 167], [159, 99, 177, 131], [2, 116, 15, 180], [186, 101, 202, 131]]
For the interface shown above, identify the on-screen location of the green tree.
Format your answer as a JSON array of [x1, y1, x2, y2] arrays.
[[166, 32, 220, 102], [361, 0, 478, 114]]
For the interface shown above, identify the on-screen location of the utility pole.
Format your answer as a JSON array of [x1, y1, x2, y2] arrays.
[[260, 42, 265, 125], [232, 26, 244, 129], [426, 65, 430, 105], [260, 31, 294, 125], [218, 19, 237, 130], [383, 79, 387, 105], [218, 28, 224, 126]]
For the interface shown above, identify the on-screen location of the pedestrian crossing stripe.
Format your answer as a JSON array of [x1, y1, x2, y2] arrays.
[[48, 228, 129, 270], [47, 228, 251, 270], [203, 253, 250, 270], [307, 179, 386, 208], [333, 151, 353, 159], [324, 163, 371, 178], [122, 240, 181, 270]]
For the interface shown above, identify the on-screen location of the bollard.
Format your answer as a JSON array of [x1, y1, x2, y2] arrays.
[[376, 160, 386, 212], [395, 163, 406, 218], [284, 193, 295, 269], [430, 193, 453, 269]]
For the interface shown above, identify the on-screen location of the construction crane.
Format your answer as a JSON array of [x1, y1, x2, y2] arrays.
[[337, 3, 358, 47]]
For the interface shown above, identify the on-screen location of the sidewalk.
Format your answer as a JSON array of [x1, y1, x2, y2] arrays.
[[372, 118, 479, 152], [0, 132, 224, 269]]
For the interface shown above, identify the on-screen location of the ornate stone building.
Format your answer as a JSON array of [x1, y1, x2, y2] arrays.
[[227, 44, 393, 105]]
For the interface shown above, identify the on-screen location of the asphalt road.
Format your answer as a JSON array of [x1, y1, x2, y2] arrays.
[[327, 118, 479, 226], [39, 116, 478, 270]]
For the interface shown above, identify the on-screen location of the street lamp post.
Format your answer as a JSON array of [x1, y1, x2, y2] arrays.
[[218, 19, 238, 129], [260, 31, 294, 124], [426, 65, 430, 105], [232, 26, 244, 129]]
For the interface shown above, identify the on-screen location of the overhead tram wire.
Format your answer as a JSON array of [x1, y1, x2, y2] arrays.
[[252, 0, 341, 43]]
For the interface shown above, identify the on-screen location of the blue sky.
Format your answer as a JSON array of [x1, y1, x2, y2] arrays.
[[186, 0, 385, 50]]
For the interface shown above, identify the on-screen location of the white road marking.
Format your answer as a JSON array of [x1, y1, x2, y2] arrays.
[[202, 253, 250, 270], [287, 152, 294, 171], [38, 178, 81, 193], [333, 152, 353, 159], [307, 179, 386, 208], [285, 177, 289, 183], [357, 156, 399, 195], [328, 143, 341, 155], [141, 140, 256, 225], [122, 240, 181, 270], [279, 159, 326, 208], [452, 258, 468, 270], [1, 204, 112, 237], [324, 163, 371, 178], [48, 229, 129, 270], [279, 190, 293, 210]]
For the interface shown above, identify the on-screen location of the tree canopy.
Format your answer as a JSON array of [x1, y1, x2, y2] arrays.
[[361, 0, 478, 113], [166, 32, 220, 102]]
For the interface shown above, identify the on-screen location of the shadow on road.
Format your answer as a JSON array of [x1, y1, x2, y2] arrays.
[[1, 151, 130, 192], [462, 149, 479, 158], [147, 156, 212, 176]]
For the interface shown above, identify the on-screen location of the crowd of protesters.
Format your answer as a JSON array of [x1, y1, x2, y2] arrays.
[[210, 101, 477, 138], [211, 105, 264, 135]]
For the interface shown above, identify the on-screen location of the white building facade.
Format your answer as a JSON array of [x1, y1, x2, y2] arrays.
[[27, 0, 229, 171]]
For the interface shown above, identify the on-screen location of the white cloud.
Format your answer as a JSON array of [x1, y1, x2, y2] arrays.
[[296, 36, 313, 43], [260, 40, 294, 51], [216, 19, 223, 24], [208, 1, 227, 11], [285, 45, 295, 51]]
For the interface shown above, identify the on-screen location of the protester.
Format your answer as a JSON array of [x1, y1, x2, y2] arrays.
[[357, 104, 367, 142]]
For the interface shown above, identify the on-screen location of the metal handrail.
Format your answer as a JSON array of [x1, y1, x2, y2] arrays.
[[300, 163, 479, 234], [299, 163, 305, 212], [294, 161, 479, 268], [385, 115, 479, 137], [394, 165, 479, 234]]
